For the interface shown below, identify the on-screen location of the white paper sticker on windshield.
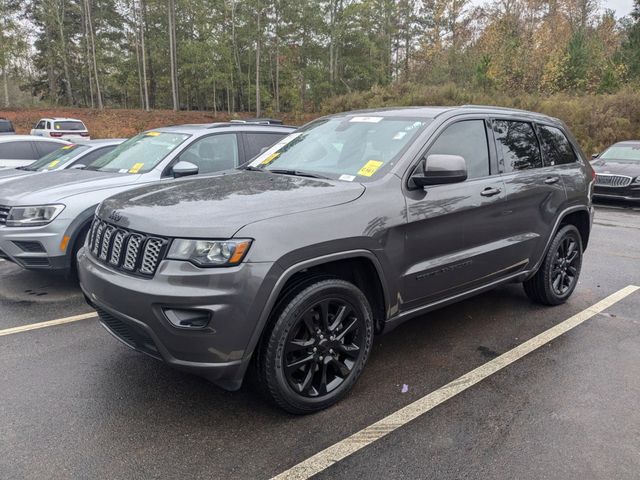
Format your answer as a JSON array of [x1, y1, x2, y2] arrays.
[[393, 131, 407, 140], [339, 174, 356, 182], [349, 116, 383, 123], [119, 168, 129, 174]]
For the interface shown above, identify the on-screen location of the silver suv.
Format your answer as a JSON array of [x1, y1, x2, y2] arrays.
[[0, 122, 294, 273], [78, 106, 594, 413]]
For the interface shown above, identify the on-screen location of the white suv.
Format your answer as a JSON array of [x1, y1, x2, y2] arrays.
[[31, 117, 91, 141]]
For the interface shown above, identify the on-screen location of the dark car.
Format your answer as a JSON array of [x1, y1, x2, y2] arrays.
[[591, 141, 640, 202], [0, 118, 15, 135], [78, 106, 594, 413]]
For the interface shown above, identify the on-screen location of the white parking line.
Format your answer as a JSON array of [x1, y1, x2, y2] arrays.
[[0, 312, 97, 337], [272, 285, 640, 480]]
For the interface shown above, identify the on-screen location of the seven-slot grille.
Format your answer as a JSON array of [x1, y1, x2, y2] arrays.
[[87, 217, 167, 277], [0, 205, 9, 225], [594, 174, 632, 188]]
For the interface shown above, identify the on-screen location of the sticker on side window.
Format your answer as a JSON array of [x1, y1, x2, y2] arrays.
[[357, 160, 384, 177], [349, 116, 383, 123], [128, 163, 145, 174]]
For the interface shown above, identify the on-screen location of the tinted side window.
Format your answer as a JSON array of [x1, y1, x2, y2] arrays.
[[537, 125, 577, 166], [0, 141, 38, 160], [493, 120, 542, 172], [35, 121, 45, 129], [425, 120, 490, 179], [180, 133, 239, 174], [0, 120, 14, 133], [34, 141, 66, 157], [73, 146, 116, 167], [244, 132, 287, 160]]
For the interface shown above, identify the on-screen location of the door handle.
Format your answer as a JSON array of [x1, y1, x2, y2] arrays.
[[480, 187, 501, 197], [544, 176, 560, 184]]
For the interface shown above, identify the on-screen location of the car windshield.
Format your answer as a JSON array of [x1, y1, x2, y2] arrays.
[[24, 144, 90, 171], [599, 144, 640, 163], [86, 132, 190, 174], [248, 116, 430, 181], [54, 121, 86, 131]]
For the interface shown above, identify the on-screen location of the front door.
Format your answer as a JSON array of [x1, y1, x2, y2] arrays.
[[402, 118, 513, 310]]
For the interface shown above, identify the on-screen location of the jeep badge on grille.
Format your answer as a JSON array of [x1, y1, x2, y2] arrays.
[[108, 210, 122, 222]]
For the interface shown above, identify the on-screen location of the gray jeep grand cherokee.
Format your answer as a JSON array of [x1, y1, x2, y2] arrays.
[[78, 106, 594, 413]]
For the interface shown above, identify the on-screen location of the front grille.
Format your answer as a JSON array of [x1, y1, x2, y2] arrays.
[[595, 174, 632, 188], [97, 307, 160, 358], [87, 217, 168, 277], [0, 205, 9, 225]]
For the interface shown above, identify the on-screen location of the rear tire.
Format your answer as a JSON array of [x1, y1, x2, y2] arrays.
[[258, 278, 374, 414], [523, 224, 583, 306]]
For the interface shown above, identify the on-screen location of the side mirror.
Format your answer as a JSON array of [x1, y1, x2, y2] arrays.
[[410, 154, 467, 188], [70, 164, 86, 170], [591, 153, 599, 160], [172, 161, 199, 178]]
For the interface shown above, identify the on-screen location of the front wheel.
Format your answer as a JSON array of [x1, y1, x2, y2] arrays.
[[524, 224, 583, 305], [258, 278, 374, 414]]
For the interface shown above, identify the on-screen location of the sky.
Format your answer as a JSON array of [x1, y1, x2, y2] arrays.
[[469, 0, 636, 18]]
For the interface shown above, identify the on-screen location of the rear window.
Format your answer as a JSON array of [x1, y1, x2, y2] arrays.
[[54, 121, 86, 131], [25, 144, 90, 171], [0, 120, 14, 133], [493, 120, 543, 172]]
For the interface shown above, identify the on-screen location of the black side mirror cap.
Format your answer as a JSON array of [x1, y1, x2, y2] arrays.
[[172, 160, 199, 178], [410, 154, 468, 189]]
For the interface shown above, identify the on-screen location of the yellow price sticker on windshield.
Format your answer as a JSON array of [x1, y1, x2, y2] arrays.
[[47, 160, 60, 169], [145, 131, 161, 137], [357, 160, 383, 177], [129, 162, 144, 174], [261, 152, 280, 166], [61, 145, 74, 150]]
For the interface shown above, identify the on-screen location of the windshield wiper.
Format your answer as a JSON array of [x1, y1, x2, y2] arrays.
[[17, 166, 36, 171], [243, 165, 265, 172], [268, 169, 331, 180]]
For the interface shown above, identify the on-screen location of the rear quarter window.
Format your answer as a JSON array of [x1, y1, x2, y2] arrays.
[[537, 125, 577, 166], [244, 132, 288, 160], [0, 141, 38, 160]]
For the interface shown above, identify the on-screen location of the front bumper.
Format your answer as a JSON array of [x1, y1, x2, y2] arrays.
[[77, 247, 280, 390], [0, 221, 70, 270], [593, 185, 640, 202]]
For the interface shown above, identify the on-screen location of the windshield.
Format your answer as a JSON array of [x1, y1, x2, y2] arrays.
[[248, 116, 430, 181], [86, 132, 190, 174], [54, 121, 86, 131], [25, 144, 90, 171], [600, 144, 640, 163]]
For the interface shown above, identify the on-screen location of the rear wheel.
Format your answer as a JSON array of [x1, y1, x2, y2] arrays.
[[258, 278, 373, 414], [524, 224, 583, 305]]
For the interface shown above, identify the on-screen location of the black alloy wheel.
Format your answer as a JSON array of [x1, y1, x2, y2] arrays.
[[283, 298, 364, 397], [524, 224, 583, 305], [258, 278, 374, 414]]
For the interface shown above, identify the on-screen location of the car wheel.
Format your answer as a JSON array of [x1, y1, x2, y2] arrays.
[[523, 224, 583, 306], [258, 278, 374, 414]]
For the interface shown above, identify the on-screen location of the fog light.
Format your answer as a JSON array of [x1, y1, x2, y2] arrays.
[[163, 308, 211, 329]]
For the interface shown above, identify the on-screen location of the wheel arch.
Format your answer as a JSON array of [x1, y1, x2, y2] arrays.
[[62, 204, 99, 270]]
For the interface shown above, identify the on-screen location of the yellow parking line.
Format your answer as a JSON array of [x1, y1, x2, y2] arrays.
[[0, 312, 97, 337], [271, 285, 640, 480]]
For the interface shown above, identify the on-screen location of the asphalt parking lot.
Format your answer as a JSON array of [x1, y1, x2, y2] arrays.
[[1, 204, 639, 480]]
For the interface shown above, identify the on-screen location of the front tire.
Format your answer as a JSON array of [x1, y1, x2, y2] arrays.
[[524, 224, 583, 305], [258, 278, 374, 414]]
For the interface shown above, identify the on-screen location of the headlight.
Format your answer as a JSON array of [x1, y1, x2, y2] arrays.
[[6, 204, 65, 227], [167, 239, 252, 267]]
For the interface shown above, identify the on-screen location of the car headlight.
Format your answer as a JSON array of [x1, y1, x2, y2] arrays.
[[6, 204, 65, 227], [167, 239, 252, 267]]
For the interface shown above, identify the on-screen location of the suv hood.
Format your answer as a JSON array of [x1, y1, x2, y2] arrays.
[[0, 168, 33, 185], [591, 159, 640, 178], [0, 169, 142, 205], [97, 170, 365, 238]]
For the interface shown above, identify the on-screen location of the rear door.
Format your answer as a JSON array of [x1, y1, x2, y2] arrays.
[[492, 118, 566, 270], [402, 117, 515, 308]]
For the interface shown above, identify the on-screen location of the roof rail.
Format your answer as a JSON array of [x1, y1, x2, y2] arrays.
[[228, 118, 284, 125], [459, 104, 541, 115]]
